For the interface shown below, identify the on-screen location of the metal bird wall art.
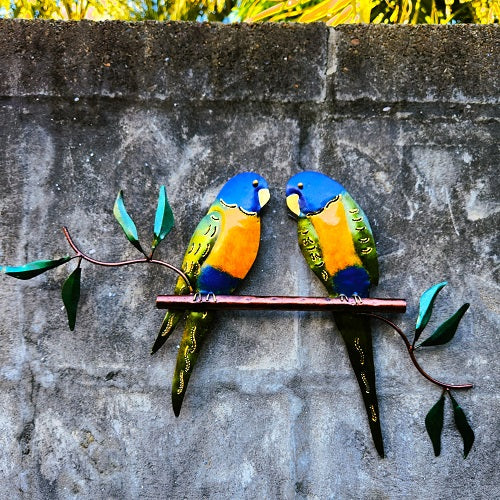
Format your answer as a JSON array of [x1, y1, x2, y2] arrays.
[[151, 172, 270, 416], [1, 170, 475, 458], [286, 171, 385, 456]]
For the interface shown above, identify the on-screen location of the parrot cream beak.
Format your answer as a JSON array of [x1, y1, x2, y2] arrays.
[[258, 188, 270, 208], [286, 193, 301, 216]]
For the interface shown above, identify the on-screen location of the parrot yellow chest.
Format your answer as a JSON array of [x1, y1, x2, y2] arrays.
[[205, 207, 261, 279], [310, 199, 362, 276]]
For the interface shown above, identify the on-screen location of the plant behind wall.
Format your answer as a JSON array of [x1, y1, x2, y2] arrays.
[[0, 0, 498, 24]]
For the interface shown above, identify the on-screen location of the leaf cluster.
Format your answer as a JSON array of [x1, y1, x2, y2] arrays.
[[414, 281, 470, 348], [1, 186, 174, 331], [415, 282, 474, 457], [425, 391, 474, 457]]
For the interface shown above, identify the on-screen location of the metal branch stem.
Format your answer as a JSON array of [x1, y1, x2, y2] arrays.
[[361, 312, 473, 391], [62, 226, 193, 292]]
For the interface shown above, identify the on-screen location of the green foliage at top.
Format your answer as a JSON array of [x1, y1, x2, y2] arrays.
[[238, 0, 499, 25], [0, 0, 498, 23], [0, 0, 234, 21]]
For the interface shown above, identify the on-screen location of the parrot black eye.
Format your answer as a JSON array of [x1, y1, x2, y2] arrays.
[[297, 182, 304, 189], [252, 179, 259, 187]]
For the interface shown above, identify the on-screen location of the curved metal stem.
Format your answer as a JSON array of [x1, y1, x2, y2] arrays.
[[62, 226, 193, 293], [361, 312, 473, 391]]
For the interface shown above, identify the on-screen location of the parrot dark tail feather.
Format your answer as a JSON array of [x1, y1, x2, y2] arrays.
[[151, 310, 184, 355], [171, 311, 214, 417], [334, 312, 385, 458]]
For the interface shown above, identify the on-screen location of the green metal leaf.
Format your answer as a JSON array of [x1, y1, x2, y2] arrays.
[[151, 185, 174, 251], [61, 267, 81, 331], [113, 190, 144, 254], [425, 393, 445, 456], [449, 392, 475, 458], [1, 256, 71, 280], [419, 303, 470, 347], [415, 281, 447, 342]]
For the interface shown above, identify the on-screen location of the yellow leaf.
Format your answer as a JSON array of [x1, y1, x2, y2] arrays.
[[326, 3, 355, 24], [245, 2, 285, 21], [298, 0, 351, 22], [270, 9, 303, 20]]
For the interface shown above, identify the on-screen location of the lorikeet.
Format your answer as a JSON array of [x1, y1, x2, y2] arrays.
[[286, 171, 384, 457], [152, 172, 270, 416]]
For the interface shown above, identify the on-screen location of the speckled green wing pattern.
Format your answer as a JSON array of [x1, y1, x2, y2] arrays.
[[342, 192, 379, 286], [151, 208, 222, 354], [297, 216, 332, 292], [171, 310, 214, 417]]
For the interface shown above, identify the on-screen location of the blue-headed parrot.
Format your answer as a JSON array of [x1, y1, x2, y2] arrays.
[[152, 172, 270, 417], [286, 171, 384, 457]]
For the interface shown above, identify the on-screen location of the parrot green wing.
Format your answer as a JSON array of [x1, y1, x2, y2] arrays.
[[177, 206, 223, 292], [150, 207, 222, 354], [342, 192, 379, 286], [297, 216, 334, 294]]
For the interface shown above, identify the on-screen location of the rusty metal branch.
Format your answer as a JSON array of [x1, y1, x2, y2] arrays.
[[62, 226, 193, 292], [156, 294, 407, 313]]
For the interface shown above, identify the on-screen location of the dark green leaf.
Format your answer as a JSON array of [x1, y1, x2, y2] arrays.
[[113, 190, 144, 254], [61, 267, 81, 331], [449, 392, 474, 458], [1, 256, 71, 280], [415, 281, 447, 342], [419, 303, 470, 347], [152, 185, 174, 251], [425, 393, 445, 456]]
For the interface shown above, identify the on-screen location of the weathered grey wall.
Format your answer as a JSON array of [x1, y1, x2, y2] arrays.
[[0, 20, 498, 499]]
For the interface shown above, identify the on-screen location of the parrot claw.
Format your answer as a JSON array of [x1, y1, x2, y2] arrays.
[[339, 294, 349, 302], [192, 292, 217, 302], [352, 293, 363, 304]]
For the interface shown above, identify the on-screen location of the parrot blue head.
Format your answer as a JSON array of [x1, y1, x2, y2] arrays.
[[286, 171, 346, 216], [217, 172, 270, 214]]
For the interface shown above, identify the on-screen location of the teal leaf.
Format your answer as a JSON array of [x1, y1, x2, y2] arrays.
[[113, 190, 144, 254], [1, 256, 71, 280], [151, 185, 174, 251], [449, 392, 475, 458], [419, 303, 470, 347], [415, 281, 447, 342], [61, 267, 81, 331], [425, 393, 445, 456]]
